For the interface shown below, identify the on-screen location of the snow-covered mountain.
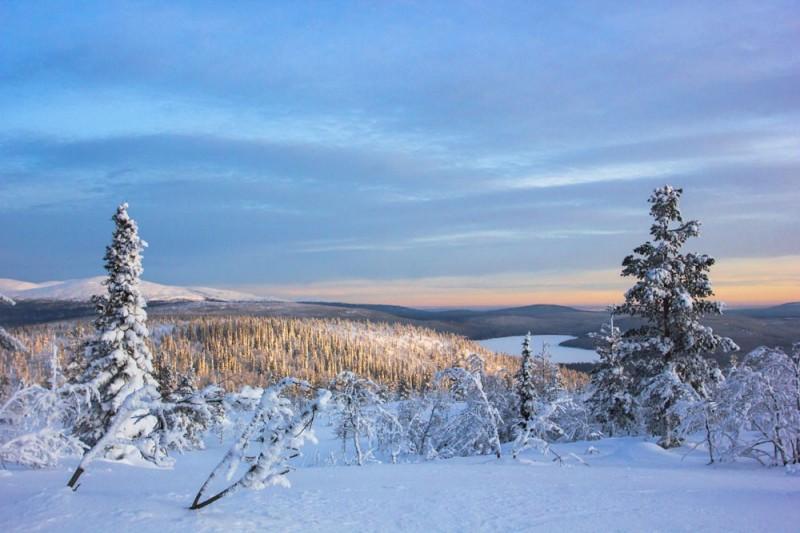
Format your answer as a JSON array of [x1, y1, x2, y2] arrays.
[[0, 277, 277, 303]]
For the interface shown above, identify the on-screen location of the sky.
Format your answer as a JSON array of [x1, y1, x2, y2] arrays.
[[1, 1, 798, 307]]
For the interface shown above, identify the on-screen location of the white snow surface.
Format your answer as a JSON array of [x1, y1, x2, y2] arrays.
[[479, 334, 599, 363], [0, 277, 279, 303], [1, 417, 797, 532]]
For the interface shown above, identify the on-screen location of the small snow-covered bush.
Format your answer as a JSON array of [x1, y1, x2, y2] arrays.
[[711, 344, 800, 466], [156, 369, 225, 452], [395, 391, 448, 459], [330, 371, 405, 465], [0, 346, 87, 469], [433, 354, 502, 459], [330, 371, 383, 465]]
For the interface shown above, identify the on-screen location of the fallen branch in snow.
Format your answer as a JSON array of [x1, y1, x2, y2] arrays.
[[190, 378, 329, 510], [568, 452, 590, 466]]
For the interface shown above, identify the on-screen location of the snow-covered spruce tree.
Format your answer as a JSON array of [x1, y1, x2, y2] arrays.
[[513, 341, 594, 460], [614, 185, 737, 448], [514, 333, 537, 446], [586, 315, 637, 436], [68, 203, 163, 488], [435, 354, 502, 459], [512, 333, 558, 458], [190, 378, 329, 510], [0, 293, 26, 353]]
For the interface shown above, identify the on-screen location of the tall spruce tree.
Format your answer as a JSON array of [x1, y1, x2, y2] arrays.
[[73, 203, 159, 447], [614, 185, 737, 447]]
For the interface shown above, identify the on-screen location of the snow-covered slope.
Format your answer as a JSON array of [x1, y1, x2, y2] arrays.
[[0, 277, 277, 303], [0, 279, 61, 293], [1, 426, 797, 532]]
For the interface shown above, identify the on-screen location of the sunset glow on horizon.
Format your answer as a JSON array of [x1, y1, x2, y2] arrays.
[[233, 255, 800, 309]]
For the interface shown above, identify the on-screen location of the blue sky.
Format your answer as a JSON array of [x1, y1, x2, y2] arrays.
[[1, 1, 798, 306]]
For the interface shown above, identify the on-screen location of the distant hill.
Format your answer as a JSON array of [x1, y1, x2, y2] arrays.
[[0, 277, 278, 303], [487, 304, 588, 316], [299, 301, 474, 320], [2, 292, 797, 365], [301, 302, 589, 322], [729, 302, 800, 319]]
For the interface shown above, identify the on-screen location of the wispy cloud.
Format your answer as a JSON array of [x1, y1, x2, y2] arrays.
[[490, 162, 690, 191], [294, 228, 635, 254], [292, 231, 518, 253]]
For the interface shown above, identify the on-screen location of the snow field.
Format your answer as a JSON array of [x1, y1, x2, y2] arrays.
[[1, 416, 797, 533]]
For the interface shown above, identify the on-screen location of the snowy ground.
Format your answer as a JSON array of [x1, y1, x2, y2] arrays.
[[478, 334, 599, 363], [1, 417, 797, 532]]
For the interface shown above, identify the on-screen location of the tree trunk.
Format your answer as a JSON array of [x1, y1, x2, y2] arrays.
[[354, 430, 363, 466], [704, 418, 715, 464], [66, 467, 84, 490]]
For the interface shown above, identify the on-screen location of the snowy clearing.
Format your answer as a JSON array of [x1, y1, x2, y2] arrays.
[[478, 334, 599, 363], [1, 418, 797, 533]]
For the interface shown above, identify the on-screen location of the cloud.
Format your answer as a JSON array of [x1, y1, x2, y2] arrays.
[[490, 162, 690, 191], [294, 228, 634, 254], [0, 133, 447, 184]]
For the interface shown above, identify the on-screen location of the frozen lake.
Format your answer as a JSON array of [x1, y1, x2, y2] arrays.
[[478, 334, 599, 363]]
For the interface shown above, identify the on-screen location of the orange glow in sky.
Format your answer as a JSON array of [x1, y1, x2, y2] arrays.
[[240, 255, 800, 308]]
